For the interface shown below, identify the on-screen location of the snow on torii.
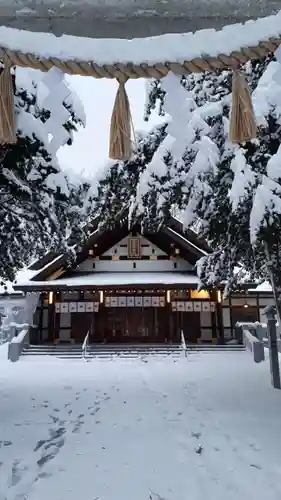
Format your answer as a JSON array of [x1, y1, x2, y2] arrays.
[[1, 10, 281, 161]]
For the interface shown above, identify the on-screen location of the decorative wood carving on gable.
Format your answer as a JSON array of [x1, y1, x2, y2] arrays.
[[128, 237, 141, 259]]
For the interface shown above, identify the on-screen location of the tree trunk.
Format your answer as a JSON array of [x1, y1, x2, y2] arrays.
[[264, 242, 281, 324]]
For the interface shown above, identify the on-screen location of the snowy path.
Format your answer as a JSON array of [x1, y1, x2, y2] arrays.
[[1, 350, 281, 500]]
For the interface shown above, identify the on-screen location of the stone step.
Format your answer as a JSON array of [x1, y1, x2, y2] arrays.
[[21, 343, 245, 358]]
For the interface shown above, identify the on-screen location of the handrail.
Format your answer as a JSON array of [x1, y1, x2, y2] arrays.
[[82, 330, 90, 360], [181, 330, 187, 358]]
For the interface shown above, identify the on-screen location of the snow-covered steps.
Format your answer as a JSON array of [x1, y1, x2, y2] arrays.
[[21, 343, 245, 360]]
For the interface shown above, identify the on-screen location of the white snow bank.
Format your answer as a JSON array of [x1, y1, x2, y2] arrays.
[[0, 341, 8, 358], [0, 11, 281, 66]]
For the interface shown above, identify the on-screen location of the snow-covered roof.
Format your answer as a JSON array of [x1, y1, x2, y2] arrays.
[[165, 227, 208, 257], [0, 268, 37, 296], [249, 282, 272, 293], [14, 272, 200, 290]]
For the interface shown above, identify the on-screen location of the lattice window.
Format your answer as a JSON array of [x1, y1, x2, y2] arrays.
[[128, 237, 141, 259]]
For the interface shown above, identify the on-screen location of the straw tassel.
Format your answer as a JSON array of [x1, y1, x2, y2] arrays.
[[109, 77, 133, 161], [0, 60, 16, 145], [229, 70, 257, 144]]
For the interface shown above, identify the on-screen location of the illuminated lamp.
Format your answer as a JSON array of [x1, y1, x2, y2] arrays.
[[191, 290, 210, 300]]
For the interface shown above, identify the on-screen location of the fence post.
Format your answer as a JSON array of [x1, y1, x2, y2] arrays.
[[234, 322, 244, 345], [255, 322, 265, 342], [264, 305, 281, 390]]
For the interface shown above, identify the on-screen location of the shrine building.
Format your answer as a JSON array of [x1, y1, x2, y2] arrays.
[[14, 217, 274, 345]]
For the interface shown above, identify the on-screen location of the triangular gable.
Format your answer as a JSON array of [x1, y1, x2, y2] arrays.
[[102, 234, 168, 257], [29, 217, 210, 283]]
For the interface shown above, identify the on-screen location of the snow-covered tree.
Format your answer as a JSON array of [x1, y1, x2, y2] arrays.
[[84, 124, 167, 229], [143, 55, 281, 314], [0, 67, 86, 282]]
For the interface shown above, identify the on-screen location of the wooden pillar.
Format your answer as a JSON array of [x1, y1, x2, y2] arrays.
[[48, 302, 55, 343], [216, 290, 224, 345], [54, 292, 60, 341], [257, 293, 260, 322], [211, 310, 217, 345], [165, 295, 170, 343], [38, 293, 44, 344]]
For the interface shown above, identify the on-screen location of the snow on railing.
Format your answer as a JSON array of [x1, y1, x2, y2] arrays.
[[10, 326, 29, 344], [241, 325, 265, 363], [82, 330, 90, 361], [181, 330, 187, 358], [8, 327, 29, 362]]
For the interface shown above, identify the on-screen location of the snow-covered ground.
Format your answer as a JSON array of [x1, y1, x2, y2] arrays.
[[1, 347, 281, 500]]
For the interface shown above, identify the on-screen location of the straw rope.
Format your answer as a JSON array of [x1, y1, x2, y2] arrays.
[[0, 37, 280, 78]]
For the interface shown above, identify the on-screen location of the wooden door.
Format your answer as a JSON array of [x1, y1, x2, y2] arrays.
[[182, 312, 201, 344], [71, 312, 93, 343], [231, 306, 258, 326], [97, 307, 166, 343]]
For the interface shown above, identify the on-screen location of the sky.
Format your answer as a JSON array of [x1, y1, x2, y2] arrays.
[[57, 76, 162, 183]]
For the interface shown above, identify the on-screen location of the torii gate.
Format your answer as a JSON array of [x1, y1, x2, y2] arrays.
[[0, 3, 281, 161]]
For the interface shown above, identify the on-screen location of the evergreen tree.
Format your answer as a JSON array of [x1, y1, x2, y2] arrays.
[[84, 124, 167, 229], [142, 55, 281, 315], [0, 67, 86, 282]]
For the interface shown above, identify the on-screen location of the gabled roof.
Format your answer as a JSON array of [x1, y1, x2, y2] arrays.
[[21, 216, 211, 286]]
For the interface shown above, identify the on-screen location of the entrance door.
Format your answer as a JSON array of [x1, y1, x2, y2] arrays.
[[182, 312, 201, 344], [97, 307, 166, 343], [71, 313, 93, 343]]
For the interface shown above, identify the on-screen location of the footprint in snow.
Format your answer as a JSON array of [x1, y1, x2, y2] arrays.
[[250, 464, 262, 470], [249, 443, 260, 452], [4, 440, 12, 447], [49, 415, 60, 424], [8, 459, 28, 488], [195, 444, 204, 454], [191, 432, 201, 440], [90, 407, 100, 416], [34, 471, 52, 482]]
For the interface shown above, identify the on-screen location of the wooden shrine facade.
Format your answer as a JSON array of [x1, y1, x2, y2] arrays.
[[14, 217, 275, 345]]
